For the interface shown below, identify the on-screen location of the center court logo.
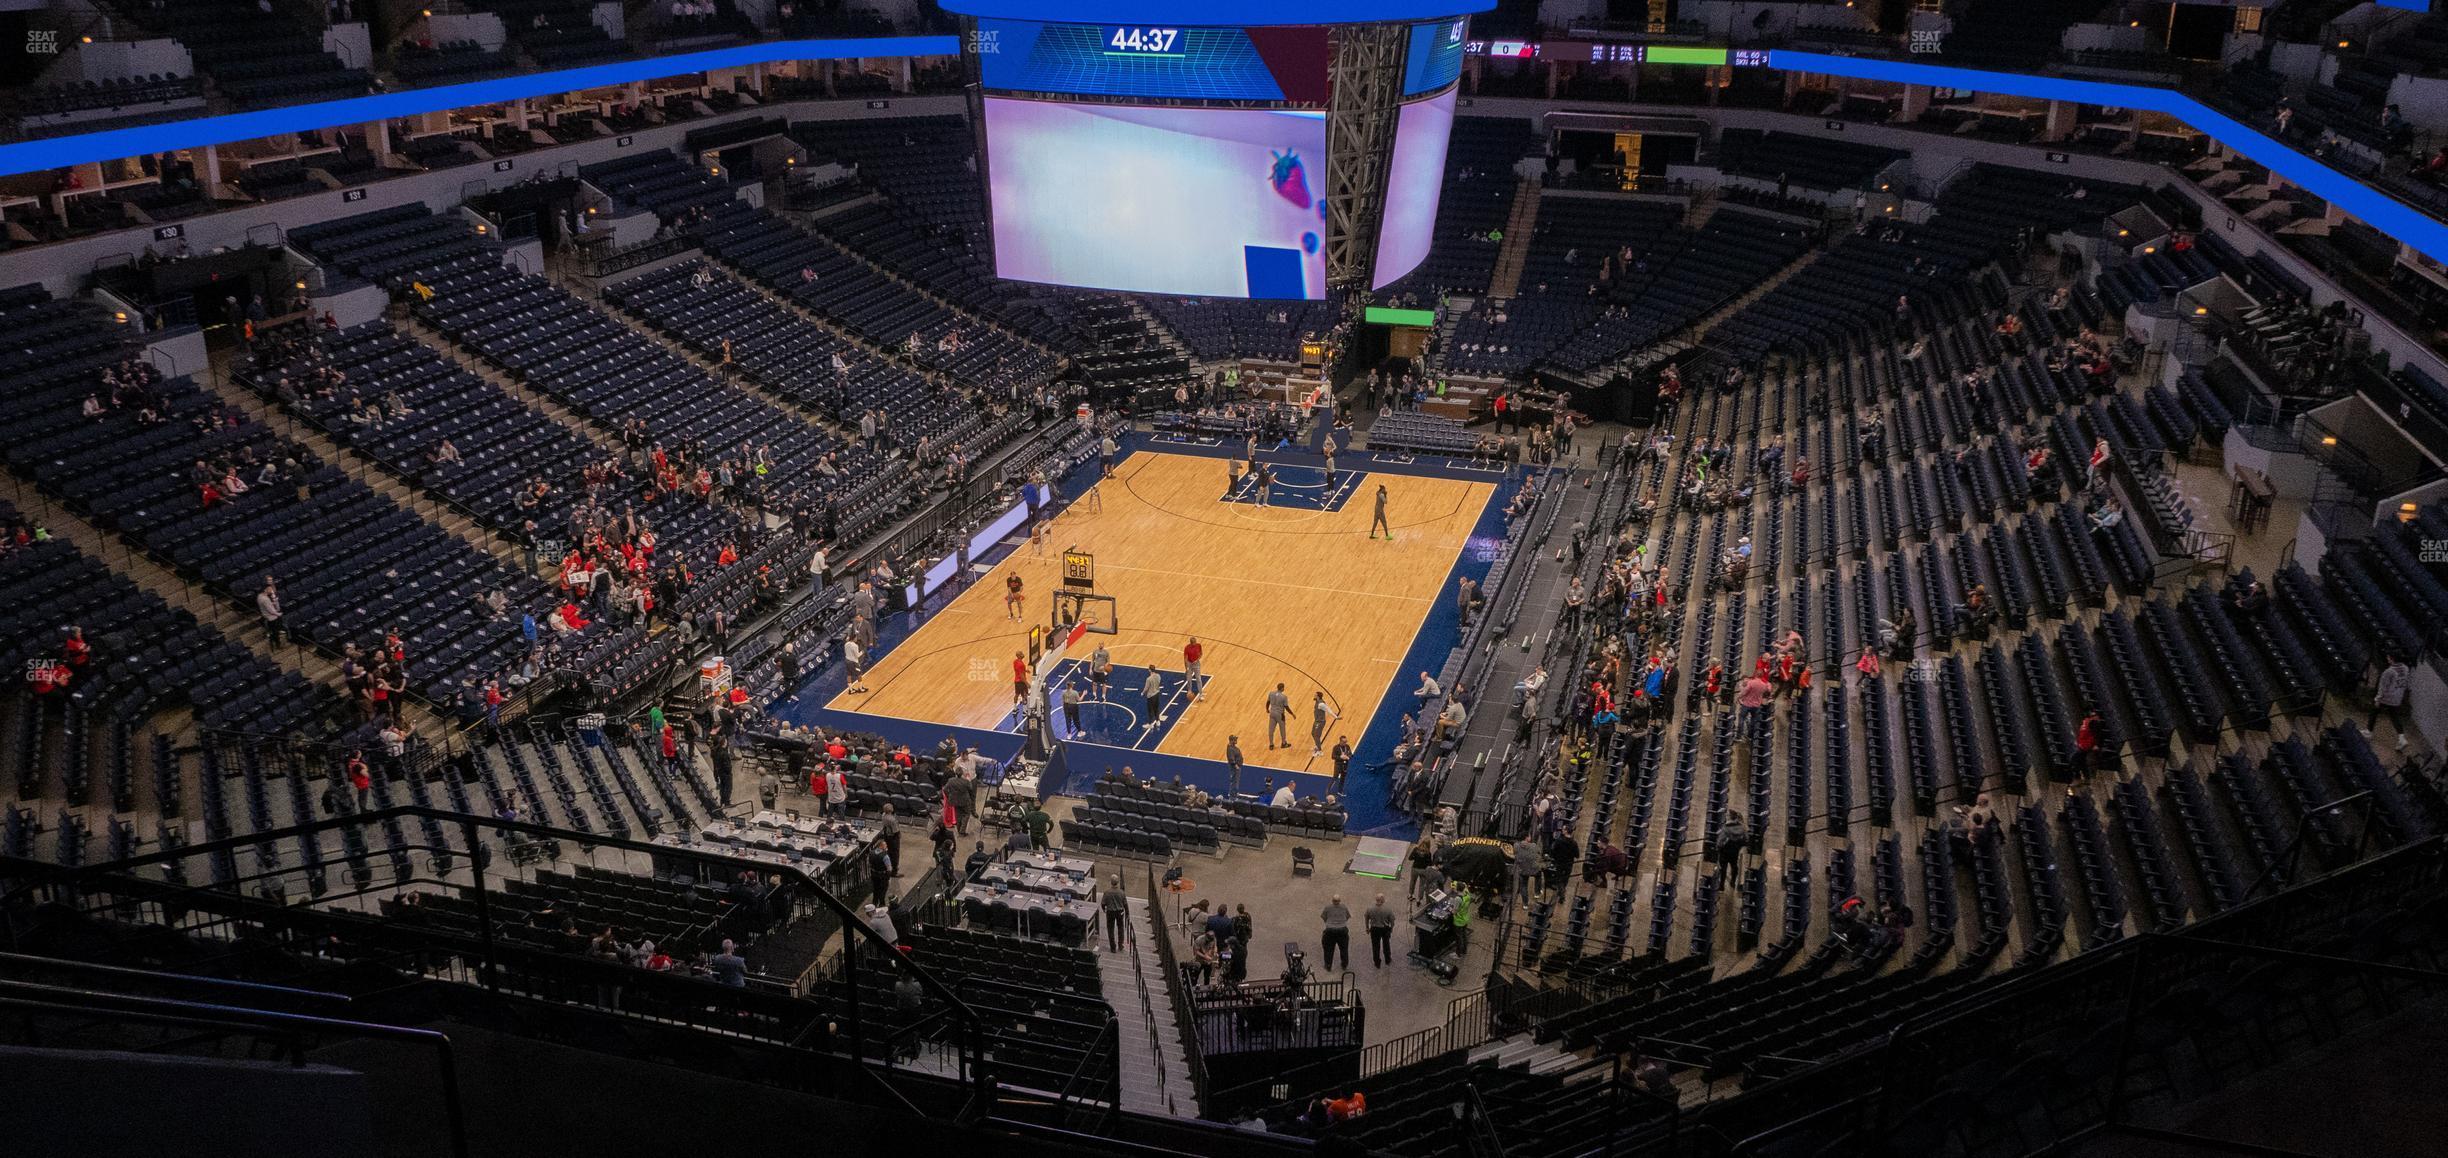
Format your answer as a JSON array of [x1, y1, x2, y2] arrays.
[[968, 29, 999, 55], [26, 30, 59, 55]]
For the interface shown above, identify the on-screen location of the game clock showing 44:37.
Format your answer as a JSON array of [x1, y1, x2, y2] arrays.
[[1104, 26, 1182, 54]]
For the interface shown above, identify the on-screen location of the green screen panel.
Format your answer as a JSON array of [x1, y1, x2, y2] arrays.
[[1647, 46, 1727, 67], [1365, 306, 1438, 326]]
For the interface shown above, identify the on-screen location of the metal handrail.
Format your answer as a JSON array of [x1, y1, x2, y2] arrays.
[[0, 978, 473, 1158], [1119, 891, 1171, 1113], [0, 949, 357, 1009], [0, 803, 992, 1106], [1142, 865, 1209, 1115]]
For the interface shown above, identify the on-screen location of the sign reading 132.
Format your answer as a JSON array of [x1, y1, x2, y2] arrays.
[[1106, 26, 1181, 53]]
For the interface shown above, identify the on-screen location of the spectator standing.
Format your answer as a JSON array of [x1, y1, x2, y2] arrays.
[[2373, 656, 2412, 736], [2076, 710, 2103, 774], [256, 576, 284, 645], [709, 939, 747, 987], [1512, 835, 1543, 901], [1364, 895, 1396, 966], [1102, 876, 1130, 950], [1319, 895, 1352, 970], [1450, 884, 1473, 952], [1736, 673, 1773, 736], [947, 768, 978, 834], [867, 841, 894, 905]]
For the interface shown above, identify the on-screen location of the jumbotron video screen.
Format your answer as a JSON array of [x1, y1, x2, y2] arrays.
[[974, 16, 1467, 299]]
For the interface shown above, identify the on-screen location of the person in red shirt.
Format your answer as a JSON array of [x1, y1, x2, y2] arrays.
[[660, 723, 680, 771], [2076, 710, 2102, 774], [342, 750, 371, 811], [484, 679, 505, 731], [1012, 652, 1029, 704], [60, 626, 89, 668], [1754, 652, 1773, 682], [1183, 636, 1205, 700]]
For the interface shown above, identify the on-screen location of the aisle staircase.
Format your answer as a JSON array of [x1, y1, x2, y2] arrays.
[[1097, 895, 1198, 1118], [1486, 179, 1545, 299], [1605, 242, 1829, 379], [1467, 1034, 1593, 1079]]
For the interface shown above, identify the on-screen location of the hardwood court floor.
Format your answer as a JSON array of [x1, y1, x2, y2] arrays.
[[830, 451, 1498, 784]]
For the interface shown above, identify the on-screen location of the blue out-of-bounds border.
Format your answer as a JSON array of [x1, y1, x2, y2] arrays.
[[0, 36, 960, 177], [1766, 49, 2448, 268]]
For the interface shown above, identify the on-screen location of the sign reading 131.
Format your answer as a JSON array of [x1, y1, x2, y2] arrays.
[[1105, 26, 1181, 54]]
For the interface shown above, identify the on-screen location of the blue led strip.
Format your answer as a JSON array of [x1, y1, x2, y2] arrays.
[[0, 36, 961, 177], [1768, 50, 2448, 267], [9, 35, 2447, 269]]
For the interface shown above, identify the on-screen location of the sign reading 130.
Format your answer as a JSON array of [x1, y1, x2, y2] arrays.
[[1105, 27, 1181, 54]]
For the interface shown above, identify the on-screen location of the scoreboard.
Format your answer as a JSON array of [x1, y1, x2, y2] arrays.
[[975, 20, 1331, 103], [954, 2, 1482, 298]]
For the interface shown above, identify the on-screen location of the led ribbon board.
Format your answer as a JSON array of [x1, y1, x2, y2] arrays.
[[1767, 49, 2448, 267]]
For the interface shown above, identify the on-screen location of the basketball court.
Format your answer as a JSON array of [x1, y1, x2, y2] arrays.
[[827, 449, 1499, 784]]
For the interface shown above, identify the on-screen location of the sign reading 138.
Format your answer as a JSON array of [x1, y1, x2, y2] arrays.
[[1106, 26, 1181, 53]]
